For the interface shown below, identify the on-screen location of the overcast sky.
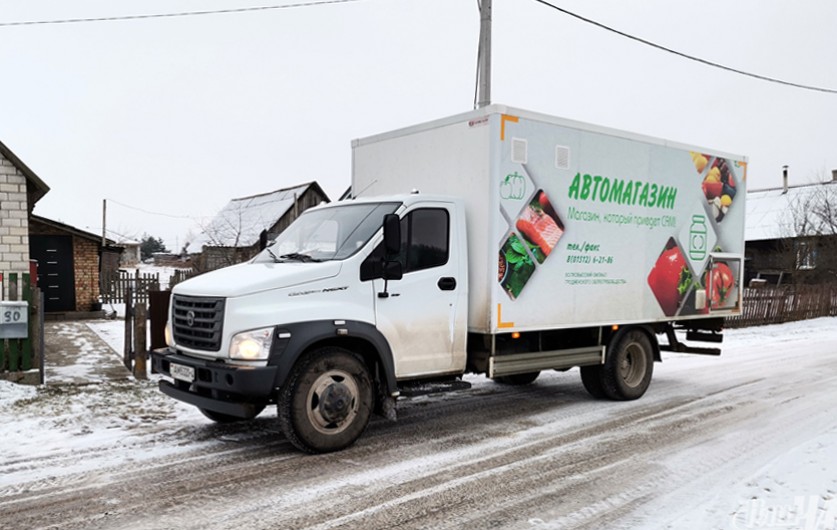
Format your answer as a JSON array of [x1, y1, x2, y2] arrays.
[[1, 0, 835, 251]]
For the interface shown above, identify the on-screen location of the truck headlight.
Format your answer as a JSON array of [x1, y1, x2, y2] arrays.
[[229, 327, 275, 361], [164, 322, 173, 347]]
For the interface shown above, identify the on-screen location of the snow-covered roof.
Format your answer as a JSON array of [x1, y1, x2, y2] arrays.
[[190, 183, 315, 250], [746, 180, 837, 241]]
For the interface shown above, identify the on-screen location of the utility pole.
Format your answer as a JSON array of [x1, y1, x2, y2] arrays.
[[102, 199, 107, 246], [477, 0, 492, 108]]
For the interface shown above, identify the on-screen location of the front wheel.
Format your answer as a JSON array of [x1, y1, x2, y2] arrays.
[[601, 330, 654, 401], [278, 347, 373, 454]]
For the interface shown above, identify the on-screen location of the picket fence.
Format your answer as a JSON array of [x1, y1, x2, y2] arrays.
[[725, 284, 837, 328]]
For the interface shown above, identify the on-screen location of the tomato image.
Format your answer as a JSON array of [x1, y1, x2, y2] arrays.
[[648, 243, 692, 316], [707, 262, 735, 308]]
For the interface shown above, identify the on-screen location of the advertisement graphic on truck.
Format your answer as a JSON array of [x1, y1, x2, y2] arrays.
[[490, 114, 746, 329]]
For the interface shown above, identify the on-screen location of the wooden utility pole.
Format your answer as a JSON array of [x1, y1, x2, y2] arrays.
[[477, 0, 492, 108], [102, 199, 107, 247]]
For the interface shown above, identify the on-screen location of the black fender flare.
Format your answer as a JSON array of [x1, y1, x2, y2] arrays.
[[604, 324, 661, 362], [268, 320, 398, 395]]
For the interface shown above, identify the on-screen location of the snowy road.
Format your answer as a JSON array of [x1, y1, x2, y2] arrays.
[[1, 318, 836, 530]]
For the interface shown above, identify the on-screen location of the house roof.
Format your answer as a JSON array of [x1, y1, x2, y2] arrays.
[[0, 140, 50, 204], [30, 214, 118, 247], [747, 180, 837, 241], [190, 182, 327, 250]]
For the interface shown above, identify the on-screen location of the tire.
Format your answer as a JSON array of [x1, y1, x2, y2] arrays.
[[601, 330, 654, 401], [492, 371, 540, 385], [199, 405, 265, 424], [278, 347, 373, 454], [579, 365, 607, 399]]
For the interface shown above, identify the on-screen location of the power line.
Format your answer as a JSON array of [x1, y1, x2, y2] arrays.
[[532, 0, 837, 95], [107, 198, 207, 221], [0, 0, 364, 28]]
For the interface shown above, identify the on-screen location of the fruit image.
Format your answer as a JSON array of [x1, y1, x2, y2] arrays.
[[690, 152, 709, 173], [702, 157, 737, 221], [702, 179, 723, 199], [648, 241, 692, 316]]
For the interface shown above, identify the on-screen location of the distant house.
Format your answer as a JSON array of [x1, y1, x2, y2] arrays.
[[746, 172, 837, 285], [190, 182, 329, 272], [118, 239, 141, 268]]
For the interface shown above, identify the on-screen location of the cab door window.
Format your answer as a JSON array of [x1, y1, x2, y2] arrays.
[[361, 208, 449, 280], [400, 208, 449, 273]]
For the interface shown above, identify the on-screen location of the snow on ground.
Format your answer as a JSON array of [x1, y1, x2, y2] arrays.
[[1, 317, 836, 529]]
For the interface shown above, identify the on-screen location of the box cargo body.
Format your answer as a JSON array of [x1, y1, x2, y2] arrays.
[[352, 104, 747, 334]]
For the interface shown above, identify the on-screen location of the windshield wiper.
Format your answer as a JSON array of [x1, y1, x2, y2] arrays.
[[278, 252, 322, 263], [266, 248, 281, 263]]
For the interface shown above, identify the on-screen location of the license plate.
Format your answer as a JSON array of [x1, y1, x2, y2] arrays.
[[169, 363, 195, 383]]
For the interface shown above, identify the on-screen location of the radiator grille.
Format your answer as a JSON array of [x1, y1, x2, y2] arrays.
[[172, 295, 225, 352]]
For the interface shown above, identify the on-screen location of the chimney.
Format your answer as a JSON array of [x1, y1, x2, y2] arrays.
[[832, 169, 837, 182], [782, 165, 789, 194]]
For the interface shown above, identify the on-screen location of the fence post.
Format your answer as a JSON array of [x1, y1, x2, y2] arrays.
[[21, 273, 32, 371], [7, 273, 20, 372], [123, 286, 133, 370], [134, 302, 147, 380], [37, 289, 45, 385]]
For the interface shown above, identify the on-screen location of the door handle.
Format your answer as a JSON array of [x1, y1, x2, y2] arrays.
[[437, 277, 457, 291]]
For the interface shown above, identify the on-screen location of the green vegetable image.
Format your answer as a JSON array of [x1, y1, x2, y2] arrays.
[[500, 233, 535, 300], [500, 172, 526, 200]]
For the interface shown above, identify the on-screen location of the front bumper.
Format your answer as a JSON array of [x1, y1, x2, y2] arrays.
[[151, 348, 279, 418]]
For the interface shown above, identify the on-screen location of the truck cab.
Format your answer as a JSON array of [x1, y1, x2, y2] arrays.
[[153, 194, 469, 453]]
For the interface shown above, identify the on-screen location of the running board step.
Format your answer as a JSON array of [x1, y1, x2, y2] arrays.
[[398, 379, 472, 397], [489, 346, 605, 379]]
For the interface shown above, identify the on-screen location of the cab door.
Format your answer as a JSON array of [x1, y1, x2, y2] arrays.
[[366, 203, 468, 378]]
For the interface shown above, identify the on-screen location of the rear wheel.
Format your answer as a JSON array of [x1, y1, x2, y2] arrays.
[[601, 330, 654, 400], [278, 347, 373, 453], [492, 371, 540, 385], [199, 405, 265, 424]]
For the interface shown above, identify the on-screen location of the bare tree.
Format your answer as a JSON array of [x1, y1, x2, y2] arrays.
[[192, 202, 270, 272], [780, 176, 837, 284]]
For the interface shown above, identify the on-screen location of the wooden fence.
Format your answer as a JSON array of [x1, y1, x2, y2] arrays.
[[725, 284, 837, 328], [101, 269, 196, 304], [0, 272, 45, 385], [168, 269, 196, 289], [101, 270, 160, 304]]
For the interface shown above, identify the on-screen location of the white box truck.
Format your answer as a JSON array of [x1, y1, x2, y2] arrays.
[[152, 105, 747, 453]]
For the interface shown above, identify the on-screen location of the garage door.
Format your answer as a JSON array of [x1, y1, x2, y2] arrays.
[[30, 235, 76, 312]]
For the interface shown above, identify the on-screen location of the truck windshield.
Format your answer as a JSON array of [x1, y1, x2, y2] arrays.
[[255, 202, 401, 263]]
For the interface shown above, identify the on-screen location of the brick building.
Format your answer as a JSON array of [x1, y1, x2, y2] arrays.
[[1, 139, 120, 313], [29, 216, 120, 312], [0, 140, 49, 298]]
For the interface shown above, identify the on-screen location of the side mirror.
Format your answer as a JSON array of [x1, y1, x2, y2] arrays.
[[383, 214, 401, 256], [378, 214, 403, 297]]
